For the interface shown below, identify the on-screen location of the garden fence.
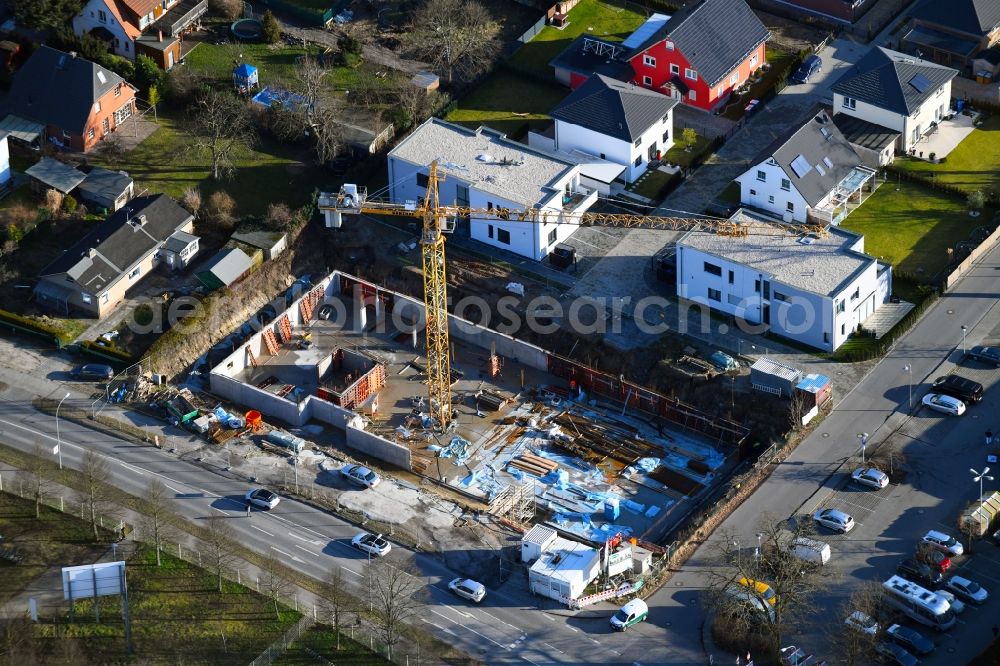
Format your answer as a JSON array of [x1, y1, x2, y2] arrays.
[[248, 615, 315, 666]]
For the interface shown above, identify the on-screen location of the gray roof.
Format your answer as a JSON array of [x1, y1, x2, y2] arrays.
[[626, 0, 770, 87], [679, 210, 876, 297], [201, 248, 252, 286], [77, 167, 133, 202], [390, 118, 578, 208], [6, 46, 131, 136], [910, 0, 1000, 37], [38, 194, 194, 293], [231, 230, 286, 250], [830, 46, 958, 116], [831, 114, 900, 151], [903, 25, 980, 58], [25, 157, 85, 194], [550, 74, 678, 142], [162, 230, 199, 254], [752, 109, 863, 207], [976, 46, 1000, 65], [549, 35, 635, 80]]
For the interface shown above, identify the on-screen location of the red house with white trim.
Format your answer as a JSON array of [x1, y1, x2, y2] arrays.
[[624, 0, 770, 112]]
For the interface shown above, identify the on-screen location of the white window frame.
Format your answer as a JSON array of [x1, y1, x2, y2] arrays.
[[643, 54, 656, 67], [688, 90, 697, 101], [749, 54, 758, 67], [756, 170, 766, 182], [128, 266, 141, 280], [670, 63, 679, 75], [98, 9, 107, 22], [642, 75, 652, 86], [780, 178, 791, 191], [730, 71, 739, 85], [685, 68, 697, 81], [842, 97, 857, 110]]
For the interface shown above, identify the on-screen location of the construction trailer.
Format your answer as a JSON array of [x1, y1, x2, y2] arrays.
[[750, 358, 802, 398], [528, 534, 601, 602]]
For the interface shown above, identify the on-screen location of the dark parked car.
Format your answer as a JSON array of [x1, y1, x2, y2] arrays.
[[932, 374, 983, 404], [790, 54, 822, 84], [966, 345, 1000, 366], [70, 364, 114, 381], [897, 558, 943, 587], [886, 623, 935, 655]]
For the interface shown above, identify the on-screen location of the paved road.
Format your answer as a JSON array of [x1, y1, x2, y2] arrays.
[[631, 235, 1000, 664], [0, 386, 653, 666]]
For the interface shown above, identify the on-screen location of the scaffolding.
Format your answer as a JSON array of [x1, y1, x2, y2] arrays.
[[277, 315, 293, 344], [491, 481, 536, 522]]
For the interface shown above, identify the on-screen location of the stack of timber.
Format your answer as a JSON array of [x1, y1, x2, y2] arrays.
[[509, 453, 558, 476]]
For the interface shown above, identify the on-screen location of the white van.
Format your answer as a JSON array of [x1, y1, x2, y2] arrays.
[[791, 536, 831, 565], [610, 599, 648, 631]]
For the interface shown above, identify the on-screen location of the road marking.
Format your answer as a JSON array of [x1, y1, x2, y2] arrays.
[[288, 532, 323, 546], [164, 483, 184, 494], [119, 462, 146, 476], [340, 566, 362, 577], [293, 544, 314, 555], [430, 609, 457, 624], [522, 657, 542, 666], [541, 641, 563, 654], [588, 637, 601, 645], [479, 610, 519, 630], [250, 525, 275, 537], [540, 613, 555, 622], [211, 507, 228, 515], [566, 626, 579, 632], [270, 546, 304, 563], [422, 619, 455, 636], [459, 623, 508, 650]]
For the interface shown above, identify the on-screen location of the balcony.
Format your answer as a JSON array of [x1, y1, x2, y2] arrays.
[[561, 187, 598, 213]]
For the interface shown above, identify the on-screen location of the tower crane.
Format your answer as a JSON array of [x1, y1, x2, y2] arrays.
[[319, 161, 827, 429]]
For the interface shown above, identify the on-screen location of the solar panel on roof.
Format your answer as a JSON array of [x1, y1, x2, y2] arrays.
[[908, 73, 933, 93], [621, 13, 671, 49], [790, 154, 811, 178]]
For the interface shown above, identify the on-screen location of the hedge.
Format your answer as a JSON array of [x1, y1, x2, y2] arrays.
[[79, 339, 134, 364], [0, 309, 66, 347]]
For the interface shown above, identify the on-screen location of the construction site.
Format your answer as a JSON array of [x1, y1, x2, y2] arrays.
[[206, 269, 749, 544]]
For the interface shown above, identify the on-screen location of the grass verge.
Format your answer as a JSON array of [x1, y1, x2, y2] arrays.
[[272, 624, 389, 665], [663, 131, 713, 169], [445, 70, 568, 138], [507, 0, 647, 78], [894, 114, 1000, 195], [841, 180, 994, 278]]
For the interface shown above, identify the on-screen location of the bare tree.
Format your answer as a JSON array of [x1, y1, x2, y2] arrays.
[[0, 615, 38, 665], [365, 559, 426, 660], [22, 442, 54, 519], [406, 0, 501, 82], [260, 554, 292, 620], [208, 0, 242, 20], [78, 450, 116, 540], [202, 517, 238, 592], [139, 478, 179, 566], [294, 53, 328, 111], [833, 581, 883, 666], [705, 513, 835, 660], [319, 567, 356, 650], [308, 102, 346, 167], [190, 89, 257, 180]]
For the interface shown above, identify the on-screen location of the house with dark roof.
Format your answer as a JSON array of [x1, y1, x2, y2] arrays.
[[766, 0, 878, 24], [528, 74, 678, 188], [34, 194, 197, 318], [77, 167, 134, 212], [72, 0, 207, 70], [903, 0, 1000, 72], [734, 109, 875, 225], [4, 46, 137, 153], [624, 0, 770, 111], [832, 114, 900, 168], [830, 46, 957, 154]]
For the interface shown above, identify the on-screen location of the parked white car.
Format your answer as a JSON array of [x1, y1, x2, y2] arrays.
[[351, 532, 391, 557], [921, 393, 966, 415], [448, 578, 486, 603], [934, 589, 965, 613], [851, 467, 889, 489], [813, 508, 855, 533], [945, 575, 988, 604], [341, 464, 381, 489], [922, 530, 964, 556]]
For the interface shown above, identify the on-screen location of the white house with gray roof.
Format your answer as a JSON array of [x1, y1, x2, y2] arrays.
[[734, 109, 875, 225], [388, 118, 597, 261], [528, 73, 678, 186], [676, 209, 891, 352], [831, 46, 957, 154]]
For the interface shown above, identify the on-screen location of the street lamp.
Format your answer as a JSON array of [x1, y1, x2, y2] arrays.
[[902, 364, 912, 408], [971, 467, 994, 532], [756, 532, 763, 561], [857, 432, 869, 464], [55, 392, 70, 470], [962, 325, 968, 355]]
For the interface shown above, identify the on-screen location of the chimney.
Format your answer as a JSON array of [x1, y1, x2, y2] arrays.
[[158, 30, 163, 42], [69, 51, 77, 58]]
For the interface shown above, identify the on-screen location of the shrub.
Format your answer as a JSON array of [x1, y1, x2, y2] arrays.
[[204, 190, 237, 231], [63, 194, 78, 214], [45, 189, 64, 216], [5, 224, 23, 243], [261, 10, 281, 45], [209, 0, 242, 20], [265, 202, 293, 230], [180, 186, 202, 215], [968, 190, 985, 211], [135, 54, 165, 94]]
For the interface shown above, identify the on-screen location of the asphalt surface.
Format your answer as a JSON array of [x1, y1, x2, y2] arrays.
[[634, 234, 1000, 664], [0, 384, 657, 666]]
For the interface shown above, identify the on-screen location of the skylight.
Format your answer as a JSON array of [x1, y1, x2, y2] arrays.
[[908, 73, 932, 93], [823, 156, 834, 169], [790, 155, 811, 178], [97, 70, 107, 84], [815, 164, 826, 176]]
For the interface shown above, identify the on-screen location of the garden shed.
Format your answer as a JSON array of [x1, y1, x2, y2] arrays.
[[233, 63, 259, 95]]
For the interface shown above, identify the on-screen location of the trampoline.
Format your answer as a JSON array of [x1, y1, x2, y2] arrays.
[[231, 18, 263, 41]]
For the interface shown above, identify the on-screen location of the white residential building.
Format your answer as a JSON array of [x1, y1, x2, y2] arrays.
[[388, 118, 597, 261], [528, 73, 678, 190], [734, 109, 875, 225], [676, 210, 892, 352], [831, 46, 957, 154]]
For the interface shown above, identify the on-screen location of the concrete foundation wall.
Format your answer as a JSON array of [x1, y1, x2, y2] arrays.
[[449, 320, 549, 372], [309, 395, 357, 430], [346, 425, 412, 470], [210, 373, 307, 426]]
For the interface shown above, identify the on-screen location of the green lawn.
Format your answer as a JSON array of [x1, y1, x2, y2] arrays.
[[663, 131, 713, 168], [842, 180, 994, 278], [445, 71, 568, 138], [0, 493, 116, 607], [507, 0, 648, 78], [92, 112, 331, 216], [628, 168, 676, 200], [36, 546, 302, 664], [895, 114, 1000, 195], [272, 625, 389, 665]]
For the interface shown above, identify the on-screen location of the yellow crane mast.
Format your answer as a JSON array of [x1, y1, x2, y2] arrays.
[[319, 161, 827, 429]]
